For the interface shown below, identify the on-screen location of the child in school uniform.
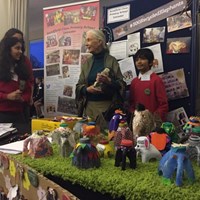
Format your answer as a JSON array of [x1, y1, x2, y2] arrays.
[[129, 48, 168, 122]]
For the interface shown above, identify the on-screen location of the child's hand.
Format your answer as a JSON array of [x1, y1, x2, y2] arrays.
[[7, 89, 22, 101]]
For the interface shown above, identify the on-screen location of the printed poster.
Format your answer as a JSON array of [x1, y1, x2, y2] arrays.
[[43, 0, 99, 116]]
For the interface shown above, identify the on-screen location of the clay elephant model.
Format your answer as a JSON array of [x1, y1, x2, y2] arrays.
[[158, 144, 195, 186], [115, 139, 136, 170]]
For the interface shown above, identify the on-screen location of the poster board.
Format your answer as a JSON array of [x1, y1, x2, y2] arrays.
[[103, 0, 198, 117], [43, 0, 100, 117]]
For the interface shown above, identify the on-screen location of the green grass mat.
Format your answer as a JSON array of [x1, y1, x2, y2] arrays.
[[12, 145, 200, 200]]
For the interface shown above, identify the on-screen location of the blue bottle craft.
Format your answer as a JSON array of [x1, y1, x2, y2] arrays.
[[158, 143, 195, 187], [71, 137, 100, 169]]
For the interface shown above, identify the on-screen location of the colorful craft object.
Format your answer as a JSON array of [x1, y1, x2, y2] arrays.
[[148, 128, 171, 155], [115, 139, 136, 170], [108, 109, 126, 140], [158, 143, 195, 186], [114, 121, 133, 148], [23, 130, 53, 158], [135, 136, 162, 163], [96, 139, 114, 158], [71, 137, 100, 169], [51, 123, 78, 157], [132, 104, 155, 137], [183, 116, 200, 134], [187, 127, 200, 165], [161, 122, 179, 143]]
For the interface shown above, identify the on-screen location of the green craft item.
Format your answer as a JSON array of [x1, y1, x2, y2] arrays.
[[27, 169, 39, 187], [192, 126, 200, 134]]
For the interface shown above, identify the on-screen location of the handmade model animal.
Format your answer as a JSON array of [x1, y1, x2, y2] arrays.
[[115, 139, 136, 170], [148, 128, 171, 156], [158, 143, 195, 187], [161, 122, 179, 143], [135, 136, 162, 163], [23, 130, 53, 158], [108, 109, 126, 140], [132, 104, 155, 137], [50, 125, 78, 157], [114, 120, 134, 148]]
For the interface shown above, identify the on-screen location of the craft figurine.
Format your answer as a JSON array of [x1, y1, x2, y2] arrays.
[[135, 136, 162, 163], [82, 122, 100, 145], [186, 127, 200, 166], [93, 67, 110, 91], [148, 128, 171, 156], [108, 109, 126, 140], [132, 104, 155, 137], [158, 143, 195, 187], [161, 122, 179, 143], [50, 123, 78, 157], [114, 120, 134, 148], [115, 139, 136, 170], [71, 137, 100, 169], [23, 130, 53, 158], [96, 139, 114, 158], [183, 116, 200, 134]]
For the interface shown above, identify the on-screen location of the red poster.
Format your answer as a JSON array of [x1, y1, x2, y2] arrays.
[[43, 1, 99, 116]]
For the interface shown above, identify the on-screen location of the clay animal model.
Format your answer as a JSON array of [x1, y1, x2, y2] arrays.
[[158, 143, 195, 187], [115, 139, 136, 170], [114, 120, 134, 148], [108, 109, 126, 140], [93, 67, 110, 91], [132, 104, 155, 137], [50, 125, 78, 157], [148, 128, 171, 156], [23, 130, 53, 158], [161, 122, 179, 143], [135, 136, 162, 163]]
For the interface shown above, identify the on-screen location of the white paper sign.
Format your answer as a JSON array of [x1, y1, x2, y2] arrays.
[[107, 4, 130, 24]]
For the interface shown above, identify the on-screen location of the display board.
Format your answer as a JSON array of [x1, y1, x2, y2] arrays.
[[0, 153, 78, 200], [103, 0, 198, 117], [43, 0, 100, 117]]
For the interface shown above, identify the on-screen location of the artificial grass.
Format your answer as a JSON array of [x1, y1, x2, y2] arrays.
[[12, 144, 200, 200]]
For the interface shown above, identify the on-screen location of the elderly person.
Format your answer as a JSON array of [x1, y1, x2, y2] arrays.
[[76, 29, 126, 126]]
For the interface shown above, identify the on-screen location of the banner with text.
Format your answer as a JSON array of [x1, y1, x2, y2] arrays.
[[43, 0, 99, 116]]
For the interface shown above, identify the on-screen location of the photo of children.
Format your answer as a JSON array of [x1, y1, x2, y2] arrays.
[[46, 104, 56, 114], [62, 66, 70, 78], [45, 9, 64, 27], [57, 96, 78, 115], [167, 11, 192, 33], [63, 85, 73, 97], [46, 64, 60, 76], [143, 27, 165, 43], [63, 10, 80, 25], [80, 6, 97, 20], [63, 49, 80, 65], [59, 35, 71, 47], [46, 50, 60, 64], [46, 34, 58, 48], [166, 37, 191, 54]]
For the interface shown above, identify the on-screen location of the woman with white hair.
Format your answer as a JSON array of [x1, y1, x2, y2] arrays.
[[76, 29, 126, 128]]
